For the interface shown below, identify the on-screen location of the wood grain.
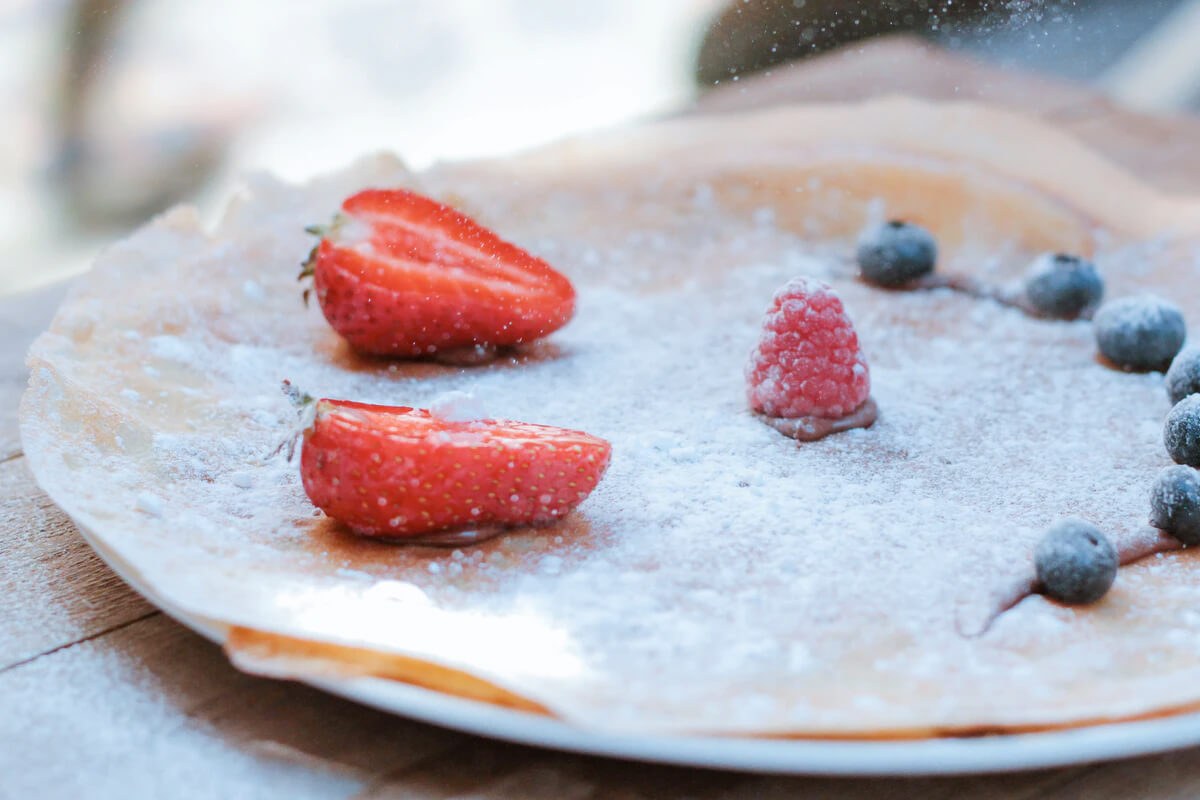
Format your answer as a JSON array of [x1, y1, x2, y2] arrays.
[[0, 457, 156, 669], [1, 614, 463, 797], [4, 40, 1200, 798]]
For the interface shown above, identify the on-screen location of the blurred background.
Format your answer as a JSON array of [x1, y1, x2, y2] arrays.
[[4, 0, 1200, 296]]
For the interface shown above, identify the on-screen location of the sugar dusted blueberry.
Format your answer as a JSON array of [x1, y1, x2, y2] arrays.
[[1165, 394, 1200, 467], [1023, 253, 1103, 319], [1034, 519, 1118, 605], [1166, 346, 1200, 405], [1093, 295, 1186, 372], [855, 220, 937, 288], [1149, 465, 1200, 545]]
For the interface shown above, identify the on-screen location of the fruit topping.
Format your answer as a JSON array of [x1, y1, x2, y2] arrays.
[[1093, 294, 1186, 372], [1165, 394, 1200, 468], [746, 277, 872, 426], [301, 189, 576, 359], [300, 398, 611, 538], [1034, 519, 1118, 605], [1022, 252, 1103, 319], [855, 220, 937, 288], [1166, 346, 1200, 405], [1149, 465, 1200, 545]]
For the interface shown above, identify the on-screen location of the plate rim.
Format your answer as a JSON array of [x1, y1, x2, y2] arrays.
[[71, 514, 1200, 777]]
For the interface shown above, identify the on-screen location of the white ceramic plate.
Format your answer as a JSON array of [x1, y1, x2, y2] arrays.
[[76, 518, 1200, 776]]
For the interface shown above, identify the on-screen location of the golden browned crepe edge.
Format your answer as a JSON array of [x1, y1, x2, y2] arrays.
[[226, 628, 549, 714], [224, 623, 1200, 741]]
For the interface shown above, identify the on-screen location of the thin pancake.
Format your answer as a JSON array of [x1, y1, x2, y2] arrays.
[[20, 98, 1200, 736]]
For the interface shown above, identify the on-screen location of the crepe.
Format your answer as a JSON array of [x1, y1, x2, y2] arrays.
[[20, 98, 1200, 737]]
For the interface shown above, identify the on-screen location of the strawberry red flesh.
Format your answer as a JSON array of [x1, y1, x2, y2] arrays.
[[310, 189, 576, 357], [300, 399, 611, 538]]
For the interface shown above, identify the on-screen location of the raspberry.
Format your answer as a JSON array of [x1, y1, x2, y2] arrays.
[[746, 278, 870, 419]]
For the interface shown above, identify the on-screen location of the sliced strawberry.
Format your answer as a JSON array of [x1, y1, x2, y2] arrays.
[[302, 189, 576, 357], [300, 399, 611, 538]]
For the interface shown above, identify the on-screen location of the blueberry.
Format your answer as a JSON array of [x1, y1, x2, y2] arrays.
[[1023, 253, 1103, 319], [1166, 346, 1200, 405], [1093, 295, 1186, 372], [855, 220, 937, 287], [1034, 519, 1118, 604], [1165, 394, 1200, 467], [1149, 465, 1200, 545]]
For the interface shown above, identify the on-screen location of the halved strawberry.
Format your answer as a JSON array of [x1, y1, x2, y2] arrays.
[[299, 399, 611, 538], [300, 189, 576, 357]]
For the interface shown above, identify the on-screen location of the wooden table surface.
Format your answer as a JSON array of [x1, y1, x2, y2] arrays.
[[6, 40, 1200, 798]]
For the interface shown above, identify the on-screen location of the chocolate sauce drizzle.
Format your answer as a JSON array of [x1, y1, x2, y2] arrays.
[[373, 525, 511, 547], [758, 397, 879, 442], [863, 271, 1095, 321]]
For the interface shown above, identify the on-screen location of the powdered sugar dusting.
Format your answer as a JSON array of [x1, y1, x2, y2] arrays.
[[428, 390, 490, 423], [19, 138, 1200, 735], [1099, 294, 1185, 329]]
